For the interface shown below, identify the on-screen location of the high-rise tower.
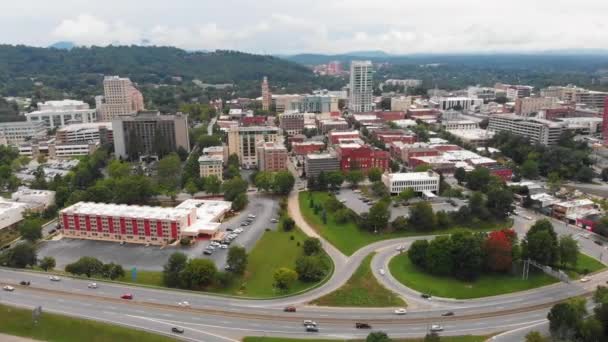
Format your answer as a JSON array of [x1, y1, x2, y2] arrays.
[[349, 61, 373, 113]]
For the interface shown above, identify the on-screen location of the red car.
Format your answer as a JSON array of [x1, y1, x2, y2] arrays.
[[121, 293, 133, 300], [283, 306, 296, 312]]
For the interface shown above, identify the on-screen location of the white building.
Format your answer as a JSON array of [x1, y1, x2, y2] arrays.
[[432, 97, 483, 111], [25, 100, 97, 129], [11, 188, 55, 210], [0, 199, 28, 230], [488, 114, 564, 146], [0, 121, 47, 145], [382, 171, 441, 195], [227, 126, 280, 168], [349, 61, 374, 113]]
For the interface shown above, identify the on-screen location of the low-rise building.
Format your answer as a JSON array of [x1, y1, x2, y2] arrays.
[[18, 139, 99, 159], [292, 141, 325, 155], [488, 114, 564, 146], [280, 112, 305, 135], [515, 97, 560, 116], [328, 130, 360, 145], [431, 97, 483, 111], [335, 143, 390, 172], [305, 152, 340, 177], [0, 199, 28, 230], [382, 171, 440, 195], [0, 121, 47, 145], [447, 129, 495, 147], [55, 122, 113, 145], [317, 118, 349, 134], [10, 188, 55, 211], [25, 100, 97, 129], [552, 199, 597, 222], [202, 146, 226, 163], [198, 155, 223, 180]]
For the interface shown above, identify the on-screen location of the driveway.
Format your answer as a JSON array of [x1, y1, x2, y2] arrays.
[[37, 194, 280, 271]]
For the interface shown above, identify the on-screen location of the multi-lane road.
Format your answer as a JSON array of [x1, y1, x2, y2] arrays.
[[1, 191, 607, 341]]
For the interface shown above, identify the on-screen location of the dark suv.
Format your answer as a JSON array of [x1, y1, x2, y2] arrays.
[[355, 322, 371, 329]]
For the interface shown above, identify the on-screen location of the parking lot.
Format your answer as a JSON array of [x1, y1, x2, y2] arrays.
[[37, 194, 280, 271], [335, 188, 465, 220]]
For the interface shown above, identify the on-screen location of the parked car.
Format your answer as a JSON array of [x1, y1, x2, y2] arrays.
[[421, 293, 432, 299], [394, 308, 407, 315], [203, 250, 213, 255], [594, 240, 603, 246], [355, 322, 371, 329], [248, 214, 256, 219], [171, 327, 184, 334], [87, 282, 98, 289], [220, 244, 228, 249], [581, 277, 591, 283], [177, 301, 190, 307], [430, 324, 444, 332], [49, 276, 60, 281], [441, 311, 454, 316], [283, 306, 296, 312], [121, 294, 133, 300], [19, 281, 30, 286], [226, 228, 234, 231], [270, 218, 278, 223], [305, 325, 319, 332], [2, 285, 15, 291]]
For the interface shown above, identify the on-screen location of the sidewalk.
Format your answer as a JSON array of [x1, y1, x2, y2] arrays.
[[0, 333, 39, 342]]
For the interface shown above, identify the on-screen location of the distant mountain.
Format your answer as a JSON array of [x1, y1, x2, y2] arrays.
[[342, 50, 392, 58], [48, 41, 75, 50]]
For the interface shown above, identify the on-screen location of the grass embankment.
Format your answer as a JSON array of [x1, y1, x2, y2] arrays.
[[311, 253, 405, 307], [243, 335, 489, 342], [300, 191, 510, 256], [114, 227, 332, 298], [388, 253, 558, 299], [0, 227, 20, 247], [563, 253, 606, 279], [0, 303, 176, 342]]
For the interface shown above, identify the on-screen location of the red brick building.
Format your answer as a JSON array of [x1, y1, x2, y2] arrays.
[[487, 166, 513, 182], [375, 111, 406, 122], [372, 129, 416, 144], [292, 141, 325, 155], [241, 116, 268, 126], [336, 143, 390, 172], [328, 130, 360, 145]]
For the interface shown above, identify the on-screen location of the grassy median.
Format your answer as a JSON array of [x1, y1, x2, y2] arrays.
[[244, 335, 490, 342], [0, 303, 176, 342], [311, 253, 405, 307], [299, 191, 510, 256]]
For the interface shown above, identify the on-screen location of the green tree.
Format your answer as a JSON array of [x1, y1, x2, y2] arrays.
[[468, 191, 490, 220], [408, 240, 429, 269], [282, 217, 295, 231], [0, 242, 37, 268], [450, 230, 483, 280], [408, 201, 436, 231], [303, 237, 322, 256], [424, 332, 440, 342], [547, 299, 586, 341], [576, 166, 595, 183], [273, 267, 298, 290], [163, 252, 188, 288], [398, 188, 415, 203], [107, 160, 130, 179], [157, 153, 182, 193], [371, 181, 389, 198], [485, 186, 514, 220], [547, 172, 562, 193], [366, 331, 392, 342], [204, 175, 222, 195], [523, 219, 560, 265], [295, 255, 328, 282], [559, 235, 579, 268], [102, 263, 125, 280], [231, 192, 248, 211], [185, 179, 199, 196], [524, 331, 549, 342], [227, 246, 248, 275], [18, 218, 43, 242], [38, 256, 56, 271], [425, 236, 454, 276], [465, 167, 491, 191], [368, 199, 390, 232], [367, 167, 383, 182], [272, 171, 295, 195], [254, 171, 273, 192], [391, 216, 408, 230], [326, 171, 344, 190], [180, 258, 217, 289], [520, 159, 540, 179], [579, 318, 603, 342], [65, 256, 104, 277], [345, 170, 364, 188], [601, 168, 608, 182], [454, 167, 467, 185], [222, 177, 248, 201]]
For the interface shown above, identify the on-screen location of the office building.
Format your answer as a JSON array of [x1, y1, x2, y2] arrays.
[[506, 85, 533, 100], [198, 155, 223, 180], [548, 85, 608, 109], [261, 76, 272, 111], [0, 121, 47, 145], [112, 111, 190, 160], [391, 96, 414, 112], [432, 97, 483, 111], [384, 79, 422, 88], [317, 118, 349, 134], [290, 94, 339, 113], [305, 152, 340, 177], [488, 114, 564, 146], [25, 100, 97, 129], [349, 61, 374, 112], [18, 139, 99, 160], [55, 122, 113, 145], [447, 129, 495, 147], [257, 142, 288, 172], [227, 126, 280, 168], [467, 86, 496, 101], [292, 141, 325, 155], [382, 171, 440, 195], [514, 97, 559, 116], [202, 146, 226, 164], [280, 112, 305, 135], [273, 94, 303, 113], [604, 97, 608, 145], [0, 199, 28, 230], [335, 143, 390, 172], [98, 76, 145, 121], [60, 199, 231, 245]]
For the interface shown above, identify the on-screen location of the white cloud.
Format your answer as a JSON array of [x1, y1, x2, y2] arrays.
[[52, 14, 141, 46]]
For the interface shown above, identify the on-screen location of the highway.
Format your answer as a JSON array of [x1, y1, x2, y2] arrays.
[[1, 190, 607, 341]]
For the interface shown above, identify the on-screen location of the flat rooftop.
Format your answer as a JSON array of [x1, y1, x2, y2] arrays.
[[385, 171, 439, 181], [61, 202, 191, 221]]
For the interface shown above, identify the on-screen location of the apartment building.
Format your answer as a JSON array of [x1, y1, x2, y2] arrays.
[[112, 111, 190, 160], [98, 76, 145, 121], [432, 97, 483, 111], [25, 100, 97, 129], [317, 118, 349, 134], [257, 142, 288, 172], [198, 155, 223, 180], [227, 126, 280, 168], [280, 112, 305, 135], [381, 171, 440, 195], [488, 114, 564, 145], [349, 61, 374, 113], [0, 121, 47, 145], [514, 97, 560, 116]]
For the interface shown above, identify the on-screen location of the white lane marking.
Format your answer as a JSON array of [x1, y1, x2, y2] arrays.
[[490, 319, 548, 339], [126, 315, 238, 342]]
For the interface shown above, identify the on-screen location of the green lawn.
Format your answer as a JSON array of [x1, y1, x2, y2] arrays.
[[300, 191, 510, 256], [243, 335, 489, 342], [0, 227, 20, 247], [311, 253, 405, 307], [563, 253, 606, 279], [388, 253, 557, 299], [0, 303, 176, 342], [118, 270, 164, 287]]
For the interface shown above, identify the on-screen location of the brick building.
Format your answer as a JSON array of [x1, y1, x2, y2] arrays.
[[292, 141, 325, 155], [257, 142, 288, 172], [335, 143, 390, 172]]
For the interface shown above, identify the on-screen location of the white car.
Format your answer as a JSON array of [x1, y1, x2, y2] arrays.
[[394, 308, 407, 315], [210, 242, 221, 247], [49, 276, 60, 281], [270, 218, 278, 223], [303, 320, 317, 326], [220, 244, 229, 249], [430, 324, 444, 332], [581, 277, 591, 283], [2, 285, 15, 291], [87, 282, 98, 289], [248, 214, 256, 219], [178, 301, 190, 307], [379, 268, 386, 276], [235, 228, 243, 233]]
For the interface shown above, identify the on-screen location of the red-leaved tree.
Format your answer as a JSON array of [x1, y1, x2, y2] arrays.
[[484, 230, 513, 272]]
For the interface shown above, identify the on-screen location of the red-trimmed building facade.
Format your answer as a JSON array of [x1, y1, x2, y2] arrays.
[[335, 143, 390, 172]]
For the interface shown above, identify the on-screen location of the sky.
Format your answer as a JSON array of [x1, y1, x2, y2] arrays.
[[2, 0, 608, 55]]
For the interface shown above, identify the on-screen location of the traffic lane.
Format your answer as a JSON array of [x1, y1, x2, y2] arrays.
[[0, 286, 552, 340]]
